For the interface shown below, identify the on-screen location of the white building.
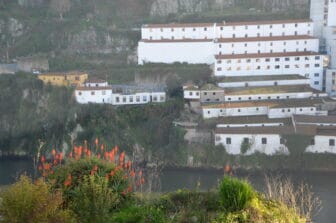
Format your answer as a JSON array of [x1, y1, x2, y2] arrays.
[[214, 115, 336, 155], [75, 80, 166, 105], [183, 85, 200, 100]]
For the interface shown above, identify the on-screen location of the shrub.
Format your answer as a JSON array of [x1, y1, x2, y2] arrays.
[[70, 175, 120, 223], [219, 177, 256, 212], [112, 205, 167, 223], [0, 176, 75, 223]]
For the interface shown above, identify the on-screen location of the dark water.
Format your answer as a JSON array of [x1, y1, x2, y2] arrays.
[[1, 161, 335, 223]]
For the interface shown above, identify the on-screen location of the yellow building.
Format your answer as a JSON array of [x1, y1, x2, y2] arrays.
[[38, 71, 89, 87]]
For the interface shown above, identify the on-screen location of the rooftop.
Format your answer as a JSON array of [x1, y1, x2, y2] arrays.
[[224, 85, 319, 95], [85, 78, 107, 83], [216, 35, 316, 43], [216, 75, 308, 83], [141, 39, 213, 43], [142, 19, 312, 29], [293, 115, 336, 124], [143, 23, 214, 28], [215, 116, 291, 125], [215, 51, 321, 60], [200, 84, 224, 91], [76, 86, 113, 91], [202, 98, 324, 109], [184, 85, 200, 91], [39, 71, 88, 77], [218, 19, 312, 27]]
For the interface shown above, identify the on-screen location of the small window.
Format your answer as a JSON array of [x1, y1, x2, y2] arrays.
[[91, 91, 95, 95], [262, 138, 267, 145], [78, 92, 82, 95], [330, 139, 335, 146], [226, 138, 232, 145], [116, 97, 120, 103], [280, 138, 285, 144]]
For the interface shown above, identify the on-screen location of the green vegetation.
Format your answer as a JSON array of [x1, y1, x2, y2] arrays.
[[0, 154, 306, 222], [219, 177, 255, 212]]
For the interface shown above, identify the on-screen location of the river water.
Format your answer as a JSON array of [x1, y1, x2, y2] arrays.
[[1, 160, 335, 222]]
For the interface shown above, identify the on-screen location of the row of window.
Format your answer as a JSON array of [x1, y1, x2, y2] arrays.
[[218, 56, 320, 64], [207, 107, 315, 114], [217, 64, 320, 71], [219, 40, 310, 48], [220, 137, 335, 146], [148, 23, 309, 32], [218, 48, 314, 55]]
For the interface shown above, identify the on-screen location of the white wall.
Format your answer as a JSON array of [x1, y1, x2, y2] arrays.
[[268, 107, 316, 118], [215, 38, 319, 55], [225, 92, 313, 102], [214, 54, 324, 90], [141, 24, 215, 40], [326, 69, 336, 96], [184, 90, 201, 99], [310, 0, 325, 40], [138, 41, 214, 65], [218, 78, 310, 88], [75, 89, 113, 104], [215, 133, 288, 155], [306, 135, 336, 153], [202, 106, 269, 119], [327, 0, 336, 27]]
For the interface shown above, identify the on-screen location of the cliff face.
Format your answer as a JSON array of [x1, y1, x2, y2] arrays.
[[149, 0, 308, 16]]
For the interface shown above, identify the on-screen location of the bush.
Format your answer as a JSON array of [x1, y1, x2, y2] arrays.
[[0, 176, 75, 223], [112, 205, 167, 223], [219, 177, 256, 212]]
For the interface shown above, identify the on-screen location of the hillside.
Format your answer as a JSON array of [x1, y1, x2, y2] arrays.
[[0, 0, 309, 64]]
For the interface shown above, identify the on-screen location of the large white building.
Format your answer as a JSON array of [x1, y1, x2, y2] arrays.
[[138, 0, 336, 95], [75, 79, 166, 105]]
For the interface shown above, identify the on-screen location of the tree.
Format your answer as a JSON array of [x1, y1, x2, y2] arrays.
[[50, 0, 71, 20]]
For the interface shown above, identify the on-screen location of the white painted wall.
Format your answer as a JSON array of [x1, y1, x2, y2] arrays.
[[306, 135, 336, 153], [326, 69, 336, 96], [75, 89, 113, 104], [225, 92, 313, 102], [218, 78, 310, 88], [216, 22, 313, 38], [217, 123, 284, 128], [184, 90, 201, 100], [202, 106, 269, 119], [310, 0, 326, 40], [215, 133, 288, 155], [214, 54, 324, 90], [327, 0, 336, 27], [215, 38, 319, 55], [138, 41, 214, 65], [268, 107, 317, 118]]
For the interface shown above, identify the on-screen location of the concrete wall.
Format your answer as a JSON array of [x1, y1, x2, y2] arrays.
[[138, 41, 214, 65], [215, 133, 288, 155], [306, 135, 336, 153], [75, 89, 113, 104], [200, 90, 225, 103], [218, 78, 310, 88], [326, 69, 336, 96]]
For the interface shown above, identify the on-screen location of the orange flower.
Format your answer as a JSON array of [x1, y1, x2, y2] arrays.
[[95, 138, 99, 146], [100, 144, 104, 151], [40, 156, 46, 163], [52, 149, 56, 156]]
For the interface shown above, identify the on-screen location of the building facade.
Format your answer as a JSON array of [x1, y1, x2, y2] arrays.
[[75, 80, 166, 106], [38, 72, 88, 87]]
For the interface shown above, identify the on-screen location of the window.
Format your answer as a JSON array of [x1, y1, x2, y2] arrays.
[[314, 73, 319, 77], [215, 136, 221, 142], [285, 65, 290, 68], [330, 139, 335, 146], [238, 109, 241, 112], [78, 92, 82, 95], [91, 91, 95, 95], [315, 64, 320, 67], [262, 138, 267, 145], [275, 58, 280, 62], [265, 58, 270, 62], [129, 96, 133, 102], [116, 97, 120, 103], [75, 76, 80, 81], [285, 57, 290, 61], [123, 97, 127, 102], [226, 138, 232, 145], [143, 96, 147, 102], [280, 138, 285, 144], [314, 81, 320, 85], [315, 56, 320, 60], [275, 65, 280, 69], [311, 139, 315, 145], [189, 92, 192, 96], [136, 96, 140, 102], [204, 27, 207, 31], [153, 96, 158, 102], [295, 57, 300, 61]]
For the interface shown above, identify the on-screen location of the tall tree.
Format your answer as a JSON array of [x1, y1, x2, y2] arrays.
[[50, 0, 71, 20]]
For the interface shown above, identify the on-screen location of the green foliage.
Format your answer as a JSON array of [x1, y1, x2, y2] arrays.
[[70, 175, 120, 223], [219, 177, 256, 212], [0, 176, 75, 223], [112, 205, 167, 223], [48, 157, 130, 206], [240, 138, 252, 155]]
